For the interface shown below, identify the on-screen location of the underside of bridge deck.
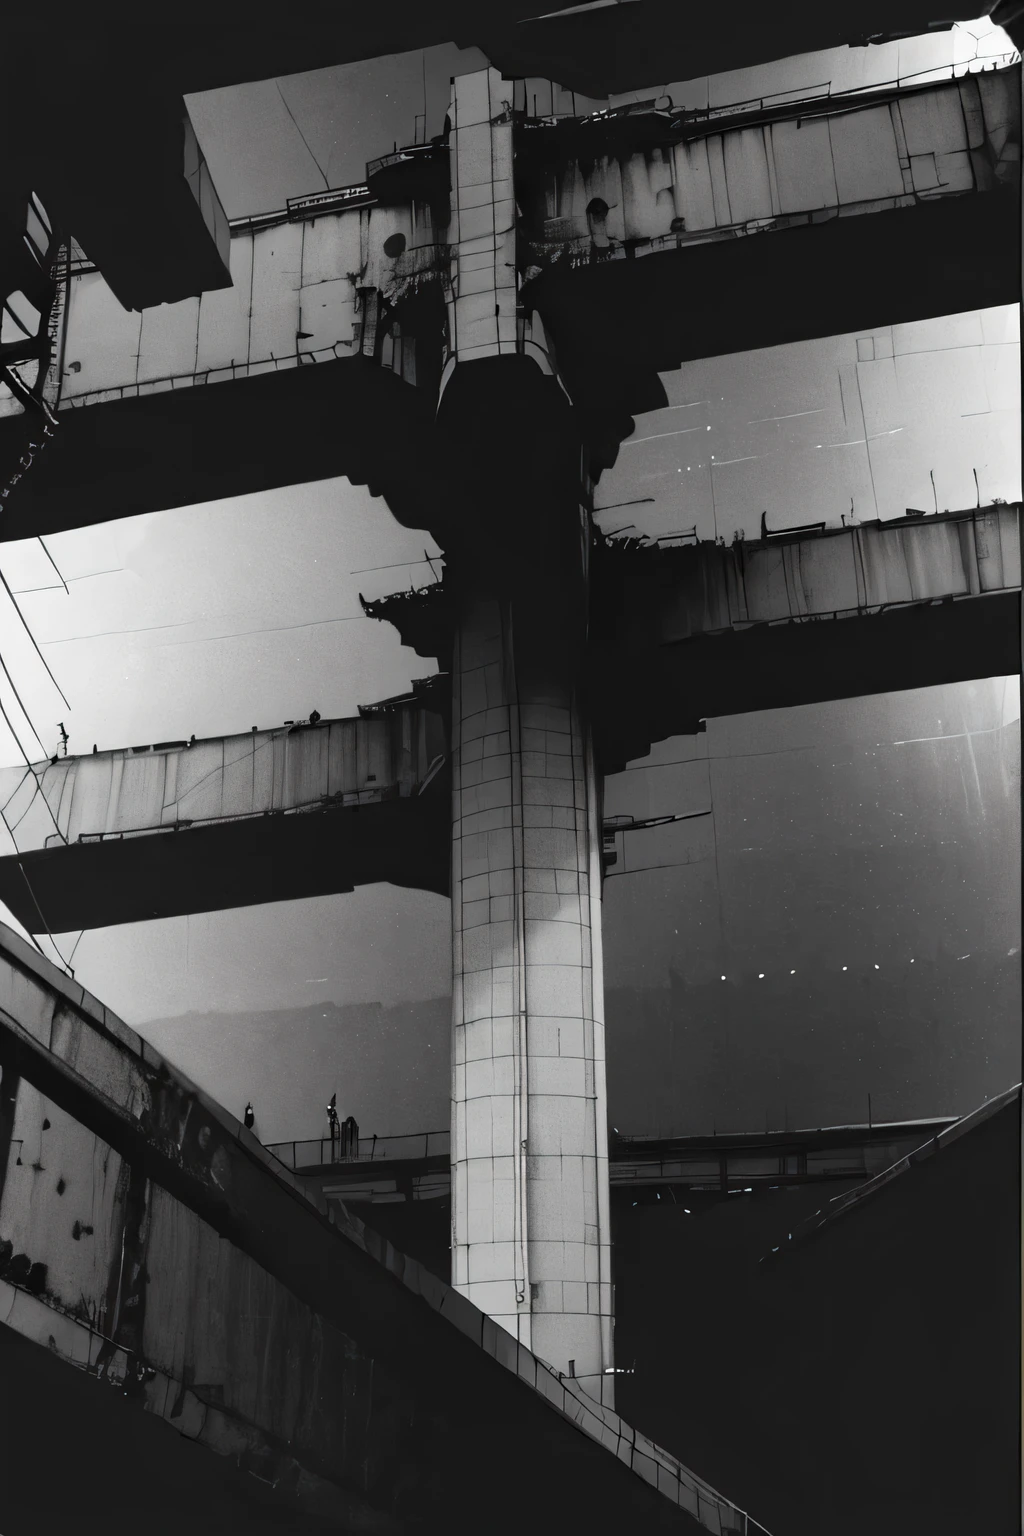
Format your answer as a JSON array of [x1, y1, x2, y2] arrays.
[[525, 186, 1021, 473], [2, 183, 1016, 542], [592, 588, 1022, 772], [0, 782, 451, 935]]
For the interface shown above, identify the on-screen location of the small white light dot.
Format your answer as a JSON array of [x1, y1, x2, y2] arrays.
[[842, 966, 848, 971], [758, 973, 765, 979], [874, 964, 879, 970], [790, 969, 796, 975], [720, 974, 726, 980]]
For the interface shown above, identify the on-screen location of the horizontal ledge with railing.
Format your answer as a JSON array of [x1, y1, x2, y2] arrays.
[[267, 1130, 451, 1171]]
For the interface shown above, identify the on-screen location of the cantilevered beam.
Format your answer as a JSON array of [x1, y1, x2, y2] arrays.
[[0, 702, 449, 934], [590, 506, 1022, 769], [2, 60, 1017, 540]]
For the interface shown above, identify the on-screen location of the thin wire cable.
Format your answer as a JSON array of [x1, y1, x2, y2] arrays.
[[0, 566, 70, 707], [36, 537, 68, 594], [275, 81, 330, 190], [0, 694, 39, 793], [65, 928, 85, 973], [0, 649, 47, 758], [350, 557, 437, 575], [0, 766, 32, 820], [0, 800, 71, 968], [0, 686, 68, 846], [12, 569, 123, 595], [44, 613, 365, 648]]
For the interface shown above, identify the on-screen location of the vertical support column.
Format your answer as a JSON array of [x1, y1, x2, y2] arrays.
[[445, 68, 517, 369], [451, 593, 614, 1406]]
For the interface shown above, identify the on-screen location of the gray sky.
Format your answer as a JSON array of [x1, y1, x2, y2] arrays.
[[0, 26, 1018, 1143]]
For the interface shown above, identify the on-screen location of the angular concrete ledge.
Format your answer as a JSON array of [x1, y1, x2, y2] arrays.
[[0, 921, 770, 1533], [762, 1082, 1022, 1260]]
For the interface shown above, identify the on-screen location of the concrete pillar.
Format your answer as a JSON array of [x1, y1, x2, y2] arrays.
[[450, 591, 614, 1406]]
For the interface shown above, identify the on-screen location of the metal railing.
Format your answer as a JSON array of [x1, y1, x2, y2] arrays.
[[268, 1129, 450, 1171]]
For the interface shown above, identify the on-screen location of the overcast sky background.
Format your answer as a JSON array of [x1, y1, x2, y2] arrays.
[[0, 20, 1018, 1142]]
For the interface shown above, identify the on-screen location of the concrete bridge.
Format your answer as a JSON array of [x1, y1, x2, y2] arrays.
[[364, 504, 1022, 766], [0, 23, 1018, 1514], [0, 64, 1017, 539], [0, 504, 1015, 934], [0, 503, 1016, 933], [589, 503, 1022, 766], [0, 919, 767, 1533], [4, 5, 1017, 313], [0, 694, 449, 933]]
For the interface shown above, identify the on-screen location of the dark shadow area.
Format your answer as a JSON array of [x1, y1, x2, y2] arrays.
[[0, 1318, 359, 1535], [524, 187, 1021, 474], [592, 591, 1022, 772], [613, 1097, 1022, 1535], [0, 782, 450, 935], [0, 358, 438, 543], [348, 1098, 1021, 1534]]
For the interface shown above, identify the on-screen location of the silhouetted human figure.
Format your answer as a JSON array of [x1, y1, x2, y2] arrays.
[[309, 709, 321, 725], [243, 1102, 255, 1131]]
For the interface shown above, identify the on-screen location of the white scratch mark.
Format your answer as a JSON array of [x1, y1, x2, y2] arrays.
[[747, 408, 827, 423], [623, 426, 704, 446]]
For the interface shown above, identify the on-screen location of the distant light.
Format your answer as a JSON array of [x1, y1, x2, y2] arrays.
[[790, 969, 796, 975], [744, 1187, 752, 1193], [683, 1208, 691, 1214], [910, 958, 915, 963], [758, 972, 765, 979], [874, 964, 880, 970], [720, 974, 726, 980], [842, 966, 848, 971]]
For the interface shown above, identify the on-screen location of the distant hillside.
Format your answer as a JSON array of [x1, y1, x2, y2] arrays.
[[139, 994, 451, 1145]]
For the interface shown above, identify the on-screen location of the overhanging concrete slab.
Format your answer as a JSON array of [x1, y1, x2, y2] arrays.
[[0, 705, 450, 933], [525, 186, 1021, 472], [0, 357, 437, 542]]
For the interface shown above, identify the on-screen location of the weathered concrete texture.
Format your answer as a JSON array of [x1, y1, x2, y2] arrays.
[[524, 184, 1020, 473], [450, 594, 613, 1403], [589, 506, 1023, 769], [8, 62, 1015, 540], [0, 708, 447, 845], [0, 921, 765, 1533], [0, 706, 450, 932], [0, 199, 445, 423], [446, 69, 518, 365], [2, 507, 1016, 932], [517, 71, 1018, 267], [596, 506, 1021, 643]]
